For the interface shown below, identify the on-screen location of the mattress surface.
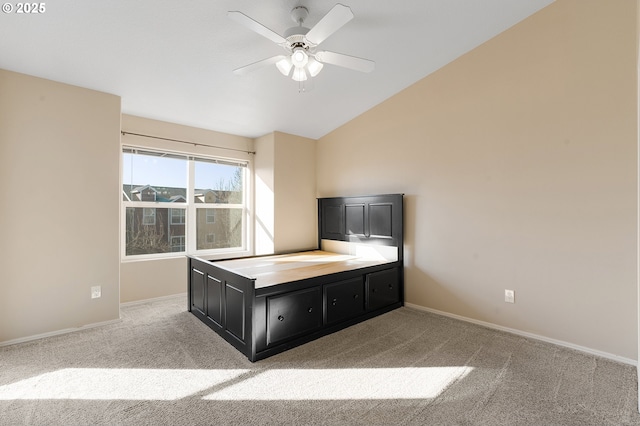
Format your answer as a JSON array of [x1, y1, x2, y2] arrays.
[[213, 250, 393, 288]]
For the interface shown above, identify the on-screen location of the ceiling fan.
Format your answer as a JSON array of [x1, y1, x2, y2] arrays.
[[228, 3, 375, 83]]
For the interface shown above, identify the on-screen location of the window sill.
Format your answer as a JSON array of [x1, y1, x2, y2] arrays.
[[121, 249, 252, 263]]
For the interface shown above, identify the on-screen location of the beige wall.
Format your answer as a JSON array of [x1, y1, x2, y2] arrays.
[[0, 69, 121, 343], [317, 0, 638, 360], [119, 115, 253, 303], [120, 257, 187, 303], [273, 131, 317, 252], [254, 131, 318, 254], [254, 133, 276, 255], [637, 0, 640, 379], [121, 114, 254, 158]]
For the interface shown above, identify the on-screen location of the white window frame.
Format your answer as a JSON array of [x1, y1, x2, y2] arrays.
[[121, 145, 253, 261]]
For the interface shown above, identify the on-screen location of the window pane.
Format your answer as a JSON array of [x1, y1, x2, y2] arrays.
[[194, 161, 243, 204], [196, 208, 242, 250], [125, 207, 186, 255], [122, 152, 187, 203]]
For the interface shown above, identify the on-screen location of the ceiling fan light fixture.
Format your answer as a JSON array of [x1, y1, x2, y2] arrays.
[[276, 57, 293, 76], [230, 4, 374, 87], [306, 57, 323, 77], [291, 67, 308, 82]]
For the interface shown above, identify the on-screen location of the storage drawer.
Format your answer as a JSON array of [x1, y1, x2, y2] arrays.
[[324, 277, 364, 324], [366, 268, 400, 311], [267, 287, 322, 345]]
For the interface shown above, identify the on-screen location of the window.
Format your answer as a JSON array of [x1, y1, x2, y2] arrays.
[[170, 236, 185, 252], [142, 208, 156, 225], [122, 147, 249, 259], [170, 208, 185, 225], [205, 209, 215, 224]]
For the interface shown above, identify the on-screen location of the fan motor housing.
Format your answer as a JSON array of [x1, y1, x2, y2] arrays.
[[284, 26, 310, 39], [284, 32, 315, 54]]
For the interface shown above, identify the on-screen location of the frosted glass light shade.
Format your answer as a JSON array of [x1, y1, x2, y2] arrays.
[[306, 57, 323, 77], [276, 57, 293, 76], [292, 67, 308, 82]]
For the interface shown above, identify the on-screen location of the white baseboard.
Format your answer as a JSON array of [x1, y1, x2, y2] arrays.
[[120, 292, 187, 307], [404, 303, 637, 367], [0, 318, 122, 348]]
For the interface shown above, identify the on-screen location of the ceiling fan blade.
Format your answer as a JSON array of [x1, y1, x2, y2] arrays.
[[233, 55, 287, 76], [228, 11, 286, 44], [315, 51, 375, 73], [305, 4, 354, 45]]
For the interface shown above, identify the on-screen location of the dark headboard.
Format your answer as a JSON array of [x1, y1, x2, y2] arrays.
[[317, 194, 403, 260]]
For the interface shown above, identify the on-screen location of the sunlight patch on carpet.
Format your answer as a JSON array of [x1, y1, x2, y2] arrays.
[[0, 368, 249, 401], [0, 366, 473, 401], [204, 367, 473, 400]]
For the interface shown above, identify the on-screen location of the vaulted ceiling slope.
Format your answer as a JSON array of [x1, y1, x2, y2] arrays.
[[0, 0, 554, 139]]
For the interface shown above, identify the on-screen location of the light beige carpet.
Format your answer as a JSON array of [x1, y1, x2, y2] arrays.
[[1, 295, 639, 425]]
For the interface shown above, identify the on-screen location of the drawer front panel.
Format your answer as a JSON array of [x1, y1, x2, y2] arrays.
[[366, 268, 400, 311], [267, 287, 322, 345], [324, 277, 364, 324]]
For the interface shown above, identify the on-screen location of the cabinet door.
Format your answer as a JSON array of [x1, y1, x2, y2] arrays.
[[324, 277, 364, 324], [366, 268, 400, 311], [267, 287, 322, 345]]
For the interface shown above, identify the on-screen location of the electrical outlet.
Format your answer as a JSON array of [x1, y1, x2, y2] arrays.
[[91, 286, 101, 299], [504, 289, 515, 303]]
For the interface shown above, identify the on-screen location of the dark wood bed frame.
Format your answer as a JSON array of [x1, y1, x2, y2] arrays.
[[187, 194, 404, 362]]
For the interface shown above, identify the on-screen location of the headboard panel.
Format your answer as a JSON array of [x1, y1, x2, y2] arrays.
[[318, 194, 403, 260]]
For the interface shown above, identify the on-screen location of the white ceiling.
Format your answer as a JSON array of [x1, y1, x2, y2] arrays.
[[0, 0, 554, 140]]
